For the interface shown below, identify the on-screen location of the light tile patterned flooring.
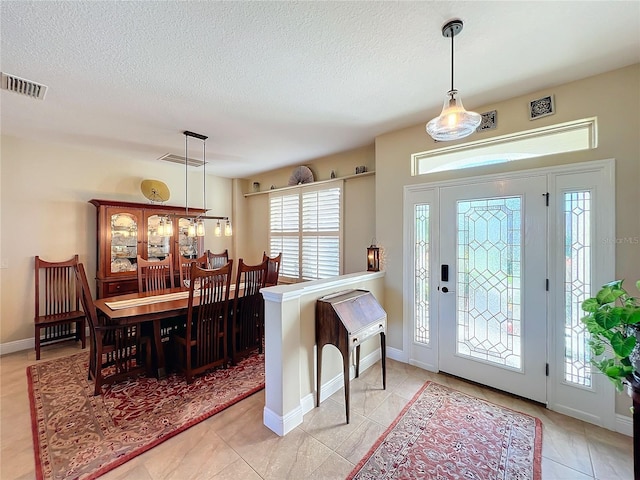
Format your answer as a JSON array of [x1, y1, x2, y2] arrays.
[[0, 343, 633, 479]]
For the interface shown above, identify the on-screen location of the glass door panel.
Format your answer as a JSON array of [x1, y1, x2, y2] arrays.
[[178, 218, 199, 259], [147, 215, 171, 261], [110, 213, 138, 274]]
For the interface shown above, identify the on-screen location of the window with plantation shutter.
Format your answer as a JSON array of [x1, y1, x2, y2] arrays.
[[269, 182, 342, 282]]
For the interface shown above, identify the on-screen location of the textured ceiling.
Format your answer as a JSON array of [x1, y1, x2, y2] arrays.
[[1, 1, 639, 178]]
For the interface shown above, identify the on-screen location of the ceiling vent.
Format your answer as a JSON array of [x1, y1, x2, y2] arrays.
[[157, 153, 206, 167], [1, 72, 48, 100]]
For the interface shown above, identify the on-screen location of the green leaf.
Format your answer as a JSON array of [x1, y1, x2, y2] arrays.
[[627, 308, 640, 325], [597, 286, 625, 305], [610, 331, 636, 358], [594, 309, 621, 330], [636, 280, 640, 292], [588, 338, 605, 356], [581, 298, 600, 313]]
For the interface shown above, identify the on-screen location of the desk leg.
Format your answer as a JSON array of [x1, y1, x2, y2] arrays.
[[317, 343, 323, 408], [380, 332, 386, 390], [343, 348, 350, 424], [152, 321, 167, 378]]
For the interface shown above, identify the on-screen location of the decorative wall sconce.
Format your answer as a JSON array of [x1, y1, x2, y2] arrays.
[[367, 243, 380, 272]]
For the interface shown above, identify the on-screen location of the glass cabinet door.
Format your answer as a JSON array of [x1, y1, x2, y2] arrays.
[[147, 214, 171, 261], [110, 212, 139, 274]]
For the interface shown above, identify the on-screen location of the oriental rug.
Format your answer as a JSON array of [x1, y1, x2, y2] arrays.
[[347, 381, 542, 480], [28, 351, 264, 480]]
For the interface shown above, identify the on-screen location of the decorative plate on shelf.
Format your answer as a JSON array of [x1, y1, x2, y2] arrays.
[[110, 258, 133, 273], [288, 166, 314, 186]]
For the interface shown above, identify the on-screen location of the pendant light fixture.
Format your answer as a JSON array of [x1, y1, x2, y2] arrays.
[[183, 130, 232, 238], [426, 19, 481, 142]]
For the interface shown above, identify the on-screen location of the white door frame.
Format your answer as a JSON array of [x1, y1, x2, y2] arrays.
[[403, 159, 616, 430]]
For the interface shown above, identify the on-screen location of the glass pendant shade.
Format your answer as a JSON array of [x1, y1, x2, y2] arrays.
[[187, 220, 197, 238], [426, 89, 481, 141], [214, 220, 222, 237], [164, 217, 173, 236], [224, 220, 232, 237], [196, 218, 205, 237], [157, 218, 165, 237]]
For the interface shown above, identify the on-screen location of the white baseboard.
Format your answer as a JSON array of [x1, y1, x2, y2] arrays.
[[0, 327, 90, 357], [616, 413, 633, 437], [275, 348, 385, 434], [263, 405, 304, 437], [386, 345, 407, 363], [0, 337, 34, 356]]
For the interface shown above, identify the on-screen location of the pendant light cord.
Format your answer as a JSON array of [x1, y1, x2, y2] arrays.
[[450, 25, 455, 93], [185, 134, 189, 216], [202, 140, 206, 212]]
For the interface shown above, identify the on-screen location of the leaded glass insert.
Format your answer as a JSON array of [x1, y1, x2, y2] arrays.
[[564, 191, 592, 387], [457, 197, 522, 369], [414, 204, 430, 345]]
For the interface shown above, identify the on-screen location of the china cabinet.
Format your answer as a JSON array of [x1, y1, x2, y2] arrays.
[[90, 199, 205, 298]]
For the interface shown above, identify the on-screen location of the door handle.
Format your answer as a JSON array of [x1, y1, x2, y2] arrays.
[[442, 286, 449, 293], [441, 264, 449, 282]]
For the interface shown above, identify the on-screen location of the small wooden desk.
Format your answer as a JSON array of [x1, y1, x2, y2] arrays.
[[95, 286, 239, 378]]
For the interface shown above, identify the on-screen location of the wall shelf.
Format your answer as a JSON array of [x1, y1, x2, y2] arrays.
[[243, 171, 375, 197]]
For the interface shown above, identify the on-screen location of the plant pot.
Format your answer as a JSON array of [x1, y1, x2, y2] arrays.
[[629, 326, 640, 375]]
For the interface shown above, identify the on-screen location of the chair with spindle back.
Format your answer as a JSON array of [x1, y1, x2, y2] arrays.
[[262, 251, 282, 287], [230, 258, 268, 364], [179, 253, 209, 287], [172, 261, 233, 383], [207, 249, 229, 269], [136, 254, 174, 293], [76, 263, 152, 395], [34, 255, 86, 360]]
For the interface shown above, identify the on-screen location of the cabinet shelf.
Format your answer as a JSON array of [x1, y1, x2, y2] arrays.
[[243, 171, 375, 197]]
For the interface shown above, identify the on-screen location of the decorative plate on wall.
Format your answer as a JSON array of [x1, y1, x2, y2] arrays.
[[288, 166, 314, 186], [141, 179, 170, 202]]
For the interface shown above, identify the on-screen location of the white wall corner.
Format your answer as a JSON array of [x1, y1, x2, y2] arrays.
[[263, 404, 304, 437]]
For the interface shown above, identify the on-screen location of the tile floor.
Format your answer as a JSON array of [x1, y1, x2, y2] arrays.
[[0, 343, 633, 479]]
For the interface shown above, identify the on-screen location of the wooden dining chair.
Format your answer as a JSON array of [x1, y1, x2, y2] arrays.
[[75, 263, 152, 395], [34, 255, 86, 360], [230, 258, 268, 364], [262, 251, 282, 287], [137, 254, 174, 293], [172, 261, 233, 383], [179, 253, 208, 287], [207, 249, 229, 269]]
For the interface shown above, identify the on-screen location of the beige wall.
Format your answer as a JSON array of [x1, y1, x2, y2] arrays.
[[0, 136, 233, 346], [375, 63, 640, 415], [238, 144, 377, 273]]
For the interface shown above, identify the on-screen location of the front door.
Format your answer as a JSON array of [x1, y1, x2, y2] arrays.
[[404, 160, 617, 428], [438, 177, 548, 402]]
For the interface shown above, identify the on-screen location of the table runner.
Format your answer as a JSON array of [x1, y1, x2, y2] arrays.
[[104, 290, 195, 310]]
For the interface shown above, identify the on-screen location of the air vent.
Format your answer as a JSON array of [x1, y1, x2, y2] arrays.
[[1, 72, 48, 100], [157, 153, 206, 167]]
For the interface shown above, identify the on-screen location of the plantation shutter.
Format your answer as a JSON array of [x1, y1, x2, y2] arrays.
[[269, 182, 342, 281], [302, 187, 341, 280], [269, 193, 300, 279]]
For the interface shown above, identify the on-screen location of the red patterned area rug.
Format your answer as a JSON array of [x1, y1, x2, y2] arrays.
[[27, 351, 264, 480], [347, 381, 542, 480]]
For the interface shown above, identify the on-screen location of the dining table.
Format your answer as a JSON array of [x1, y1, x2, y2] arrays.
[[94, 285, 238, 378]]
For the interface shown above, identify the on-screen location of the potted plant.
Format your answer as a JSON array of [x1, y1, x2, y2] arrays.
[[581, 280, 640, 391]]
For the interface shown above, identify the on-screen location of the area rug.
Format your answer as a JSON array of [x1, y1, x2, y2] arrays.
[[347, 381, 542, 480], [28, 351, 264, 480]]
